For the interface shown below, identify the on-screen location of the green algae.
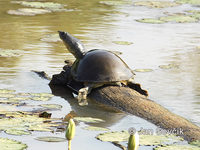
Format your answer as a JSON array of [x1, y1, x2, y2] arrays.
[[0, 137, 27, 150]]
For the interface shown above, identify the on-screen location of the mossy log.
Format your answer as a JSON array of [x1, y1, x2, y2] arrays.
[[49, 65, 200, 142]]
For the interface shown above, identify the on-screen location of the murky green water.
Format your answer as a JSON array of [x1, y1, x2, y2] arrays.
[[0, 0, 200, 149]]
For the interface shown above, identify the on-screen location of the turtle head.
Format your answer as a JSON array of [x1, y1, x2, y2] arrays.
[[58, 31, 85, 59]]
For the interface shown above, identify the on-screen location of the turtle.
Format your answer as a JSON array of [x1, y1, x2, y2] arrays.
[[58, 31, 148, 106]]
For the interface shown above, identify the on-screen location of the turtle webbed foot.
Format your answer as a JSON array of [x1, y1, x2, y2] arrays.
[[77, 87, 89, 106]]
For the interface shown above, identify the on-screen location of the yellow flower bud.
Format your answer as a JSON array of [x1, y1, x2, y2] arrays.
[[66, 118, 76, 141], [128, 132, 139, 150]]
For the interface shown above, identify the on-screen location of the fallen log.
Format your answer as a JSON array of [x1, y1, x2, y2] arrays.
[[49, 65, 200, 142]]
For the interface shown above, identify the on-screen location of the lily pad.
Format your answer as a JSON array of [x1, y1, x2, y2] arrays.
[[113, 41, 133, 45], [0, 111, 59, 133], [9, 97, 30, 101], [40, 34, 61, 42], [39, 104, 62, 110], [137, 18, 166, 24], [0, 93, 15, 98], [31, 96, 52, 101], [176, 0, 200, 5], [12, 1, 65, 11], [0, 49, 24, 57], [74, 117, 105, 123], [35, 136, 66, 142], [159, 64, 179, 69], [83, 126, 110, 131], [30, 93, 53, 97], [99, 0, 132, 6], [7, 8, 51, 16], [96, 131, 129, 142], [5, 129, 31, 136], [0, 99, 20, 104], [0, 137, 27, 150], [154, 145, 200, 150], [134, 1, 179, 8], [0, 89, 15, 94], [160, 14, 198, 23], [96, 131, 183, 146], [190, 141, 200, 147], [134, 69, 153, 72]]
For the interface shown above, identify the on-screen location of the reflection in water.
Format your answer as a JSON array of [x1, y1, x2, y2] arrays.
[[49, 85, 126, 127]]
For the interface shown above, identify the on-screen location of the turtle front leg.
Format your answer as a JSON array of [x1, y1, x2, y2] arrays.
[[77, 87, 91, 106], [127, 78, 148, 96]]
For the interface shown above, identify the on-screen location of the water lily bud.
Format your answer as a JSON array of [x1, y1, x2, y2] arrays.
[[66, 118, 76, 140], [128, 132, 139, 150]]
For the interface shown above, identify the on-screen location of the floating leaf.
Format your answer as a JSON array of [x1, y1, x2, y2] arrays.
[[9, 97, 30, 101], [134, 69, 153, 72], [74, 117, 105, 123], [0, 49, 24, 57], [154, 145, 200, 150], [28, 124, 53, 132], [137, 18, 166, 24], [12, 1, 65, 11], [113, 41, 133, 45], [30, 93, 53, 97], [0, 99, 20, 104], [176, 0, 200, 5], [39, 104, 62, 110], [0, 137, 27, 150], [160, 14, 198, 23], [159, 64, 179, 69], [5, 129, 31, 136], [134, 1, 179, 8], [96, 131, 129, 142], [96, 131, 183, 145], [35, 136, 66, 142], [31, 96, 52, 101], [190, 140, 200, 147], [0, 93, 15, 98], [99, 0, 132, 6], [7, 8, 51, 16], [40, 34, 61, 42], [0, 89, 15, 94], [83, 126, 110, 131]]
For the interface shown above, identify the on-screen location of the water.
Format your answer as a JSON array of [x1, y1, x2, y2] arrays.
[[0, 0, 200, 149]]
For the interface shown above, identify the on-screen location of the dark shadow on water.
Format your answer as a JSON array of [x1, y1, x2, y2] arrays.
[[49, 84, 126, 127]]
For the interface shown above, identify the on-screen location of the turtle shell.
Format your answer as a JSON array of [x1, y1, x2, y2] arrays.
[[72, 49, 134, 83]]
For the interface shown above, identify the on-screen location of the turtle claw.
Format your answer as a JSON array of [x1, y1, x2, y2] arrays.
[[77, 87, 89, 106]]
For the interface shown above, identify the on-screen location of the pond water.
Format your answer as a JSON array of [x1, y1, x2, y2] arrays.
[[0, 0, 200, 149]]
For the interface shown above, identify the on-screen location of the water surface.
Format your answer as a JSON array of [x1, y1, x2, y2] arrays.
[[0, 0, 200, 149]]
